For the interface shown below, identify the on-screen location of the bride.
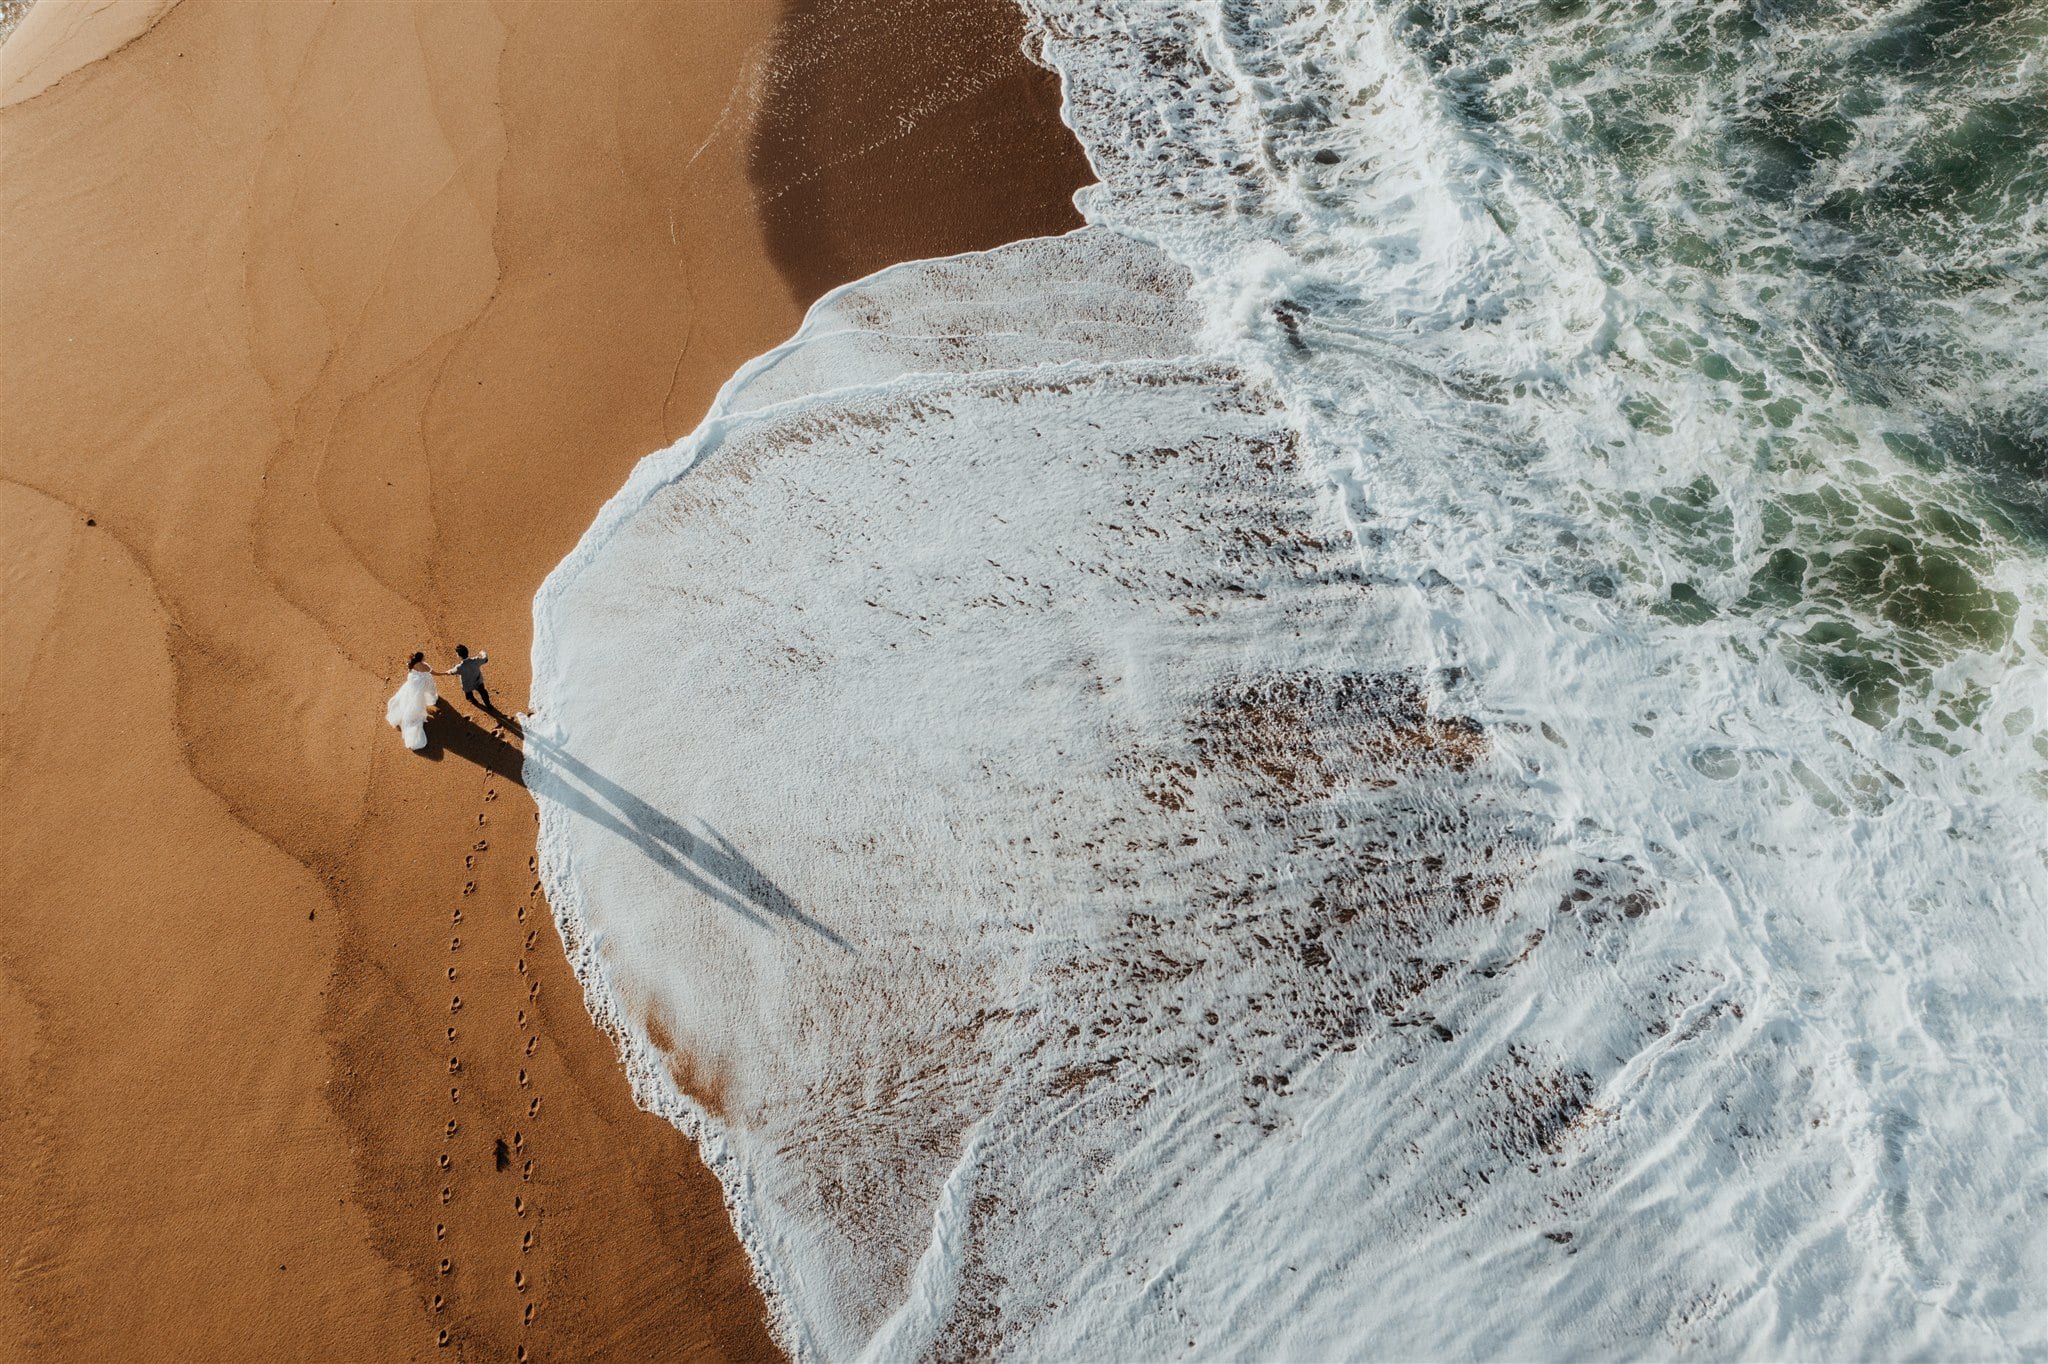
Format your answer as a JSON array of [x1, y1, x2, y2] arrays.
[[386, 651, 441, 750]]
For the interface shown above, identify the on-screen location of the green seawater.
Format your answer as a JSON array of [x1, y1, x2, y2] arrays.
[[1402, 0, 2044, 730]]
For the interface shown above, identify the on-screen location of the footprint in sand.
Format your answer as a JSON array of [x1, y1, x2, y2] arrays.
[[528, 982, 540, 1000], [517, 959, 527, 976], [431, 1293, 444, 1311], [436, 1327, 450, 1349], [438, 1258, 452, 1276], [450, 909, 462, 925], [517, 1069, 529, 1089], [477, 813, 487, 827], [445, 1119, 459, 1139], [450, 936, 461, 950], [524, 930, 537, 950], [521, 1231, 533, 1253], [513, 1270, 526, 1292], [447, 1027, 458, 1042], [526, 1098, 541, 1118], [512, 1131, 524, 1152], [523, 1302, 536, 1325], [485, 788, 498, 803], [514, 1196, 526, 1216], [516, 1010, 527, 1028], [448, 1056, 462, 1073], [524, 1036, 536, 1056], [517, 1346, 529, 1362], [447, 967, 457, 981], [530, 881, 542, 898], [462, 881, 476, 896], [464, 855, 474, 871], [440, 1187, 452, 1205], [517, 905, 527, 923], [450, 997, 463, 1014], [474, 838, 489, 852], [450, 1087, 459, 1103], [521, 1160, 533, 1182], [437, 1153, 450, 1171], [528, 855, 537, 873], [435, 1224, 445, 1241]]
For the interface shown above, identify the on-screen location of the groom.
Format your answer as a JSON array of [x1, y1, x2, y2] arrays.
[[446, 644, 492, 711]]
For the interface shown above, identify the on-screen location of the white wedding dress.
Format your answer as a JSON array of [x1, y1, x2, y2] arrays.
[[386, 666, 440, 750]]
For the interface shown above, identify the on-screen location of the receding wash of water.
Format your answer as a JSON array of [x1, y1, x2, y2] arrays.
[[529, 2, 2044, 1358]]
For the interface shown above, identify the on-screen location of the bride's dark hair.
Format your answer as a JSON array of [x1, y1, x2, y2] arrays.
[[409, 651, 425, 667]]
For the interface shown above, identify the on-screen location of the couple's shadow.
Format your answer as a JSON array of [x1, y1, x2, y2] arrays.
[[419, 700, 525, 786], [421, 703, 846, 949]]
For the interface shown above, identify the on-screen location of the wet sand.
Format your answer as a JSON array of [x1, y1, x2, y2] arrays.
[[0, 1, 1088, 1357]]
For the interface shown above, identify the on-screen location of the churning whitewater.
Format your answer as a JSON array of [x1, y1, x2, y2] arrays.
[[529, 2, 2045, 1359]]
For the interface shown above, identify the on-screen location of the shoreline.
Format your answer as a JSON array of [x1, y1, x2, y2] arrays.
[[0, 1, 1088, 1356]]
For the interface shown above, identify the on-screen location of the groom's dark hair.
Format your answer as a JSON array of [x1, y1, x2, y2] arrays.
[[455, 644, 470, 658]]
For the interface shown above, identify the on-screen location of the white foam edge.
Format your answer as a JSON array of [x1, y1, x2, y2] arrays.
[[525, 223, 1200, 1360]]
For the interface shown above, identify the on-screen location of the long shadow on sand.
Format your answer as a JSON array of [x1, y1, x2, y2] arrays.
[[421, 702, 527, 786], [514, 727, 849, 951], [424, 705, 843, 946]]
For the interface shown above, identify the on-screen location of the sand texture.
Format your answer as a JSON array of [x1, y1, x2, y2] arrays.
[[0, 0, 175, 105], [0, 0, 1088, 1357]]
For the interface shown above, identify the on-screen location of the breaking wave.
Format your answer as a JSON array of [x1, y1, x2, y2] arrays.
[[531, 3, 2046, 1358]]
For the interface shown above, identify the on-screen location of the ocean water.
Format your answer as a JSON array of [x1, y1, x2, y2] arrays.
[[529, 2, 2046, 1359]]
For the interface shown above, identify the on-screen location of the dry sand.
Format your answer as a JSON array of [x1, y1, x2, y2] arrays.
[[0, 1, 1089, 1357]]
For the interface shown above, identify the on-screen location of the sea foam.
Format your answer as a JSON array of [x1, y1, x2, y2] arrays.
[[532, 2, 2046, 1357]]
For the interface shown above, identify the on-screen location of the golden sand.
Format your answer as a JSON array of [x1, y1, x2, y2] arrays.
[[0, 1, 1088, 1355]]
